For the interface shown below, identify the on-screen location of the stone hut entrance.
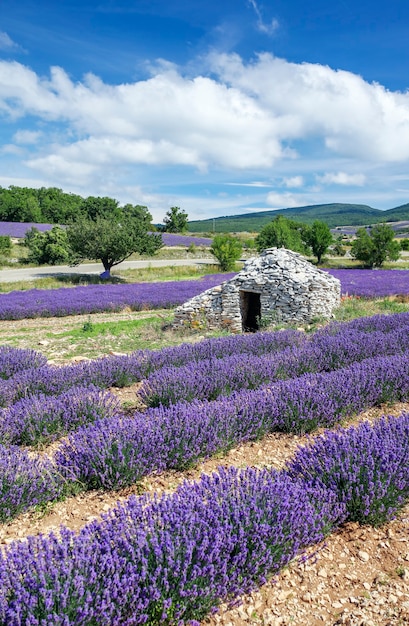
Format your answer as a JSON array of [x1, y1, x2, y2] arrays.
[[240, 290, 261, 332]]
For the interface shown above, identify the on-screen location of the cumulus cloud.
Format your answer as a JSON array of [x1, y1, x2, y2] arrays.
[[0, 52, 409, 195], [318, 171, 366, 186]]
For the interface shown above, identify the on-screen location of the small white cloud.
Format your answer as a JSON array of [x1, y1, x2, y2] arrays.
[[0, 32, 20, 51], [224, 181, 272, 187], [282, 176, 304, 188], [13, 130, 42, 144], [266, 191, 304, 208], [318, 172, 366, 186]]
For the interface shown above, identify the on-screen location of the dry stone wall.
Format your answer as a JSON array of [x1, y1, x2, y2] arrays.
[[173, 248, 341, 332]]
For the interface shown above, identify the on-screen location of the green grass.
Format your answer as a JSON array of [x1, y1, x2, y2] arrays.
[[0, 264, 223, 293]]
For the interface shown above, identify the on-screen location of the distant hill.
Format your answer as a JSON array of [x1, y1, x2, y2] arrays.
[[188, 202, 409, 233]]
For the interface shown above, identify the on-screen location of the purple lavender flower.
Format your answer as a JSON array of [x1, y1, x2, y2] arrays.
[[0, 443, 63, 522], [0, 385, 121, 447], [0, 466, 342, 624], [287, 413, 409, 526]]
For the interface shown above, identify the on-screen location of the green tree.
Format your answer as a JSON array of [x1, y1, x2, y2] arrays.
[[351, 224, 400, 268], [255, 215, 307, 254], [302, 220, 333, 264], [36, 187, 83, 223], [81, 196, 122, 221], [210, 234, 243, 271], [0, 235, 12, 256], [163, 206, 188, 233], [24, 227, 71, 265], [400, 238, 409, 251], [0, 186, 42, 222], [66, 215, 163, 275]]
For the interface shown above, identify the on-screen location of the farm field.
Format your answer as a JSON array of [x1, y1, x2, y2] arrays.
[[1, 273, 409, 624]]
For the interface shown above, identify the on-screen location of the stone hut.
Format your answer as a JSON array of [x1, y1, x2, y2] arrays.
[[173, 248, 341, 332]]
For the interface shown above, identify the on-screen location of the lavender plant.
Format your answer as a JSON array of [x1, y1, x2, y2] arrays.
[[0, 466, 343, 624], [0, 346, 47, 380], [287, 414, 409, 526], [0, 444, 63, 522], [140, 326, 409, 406], [0, 274, 234, 320], [55, 353, 409, 490], [0, 386, 121, 447]]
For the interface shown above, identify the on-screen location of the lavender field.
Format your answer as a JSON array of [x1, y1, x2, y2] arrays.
[[1, 311, 409, 622], [0, 269, 408, 320], [0, 221, 212, 246]]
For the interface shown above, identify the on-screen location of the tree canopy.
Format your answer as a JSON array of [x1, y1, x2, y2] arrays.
[[255, 215, 308, 255], [302, 220, 333, 263], [163, 206, 189, 233], [66, 215, 163, 274], [351, 223, 401, 268]]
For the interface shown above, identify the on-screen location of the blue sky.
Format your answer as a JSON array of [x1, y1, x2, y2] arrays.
[[0, 0, 409, 223]]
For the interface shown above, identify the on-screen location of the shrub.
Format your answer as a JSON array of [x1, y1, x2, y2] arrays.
[[210, 234, 242, 271], [0, 444, 63, 522]]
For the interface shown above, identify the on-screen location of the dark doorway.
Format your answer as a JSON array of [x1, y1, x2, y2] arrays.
[[240, 291, 261, 332]]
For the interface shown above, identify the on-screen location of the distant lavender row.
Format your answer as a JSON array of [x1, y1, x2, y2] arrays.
[[0, 273, 234, 320], [1, 269, 408, 319], [0, 222, 54, 238], [141, 325, 409, 406], [160, 232, 212, 246], [3, 411, 409, 624], [55, 352, 409, 490], [326, 269, 409, 297], [0, 221, 212, 246]]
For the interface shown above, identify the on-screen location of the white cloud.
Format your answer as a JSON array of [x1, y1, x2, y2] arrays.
[[318, 172, 366, 186], [0, 53, 409, 218], [266, 191, 305, 208], [13, 129, 42, 144], [282, 176, 304, 188]]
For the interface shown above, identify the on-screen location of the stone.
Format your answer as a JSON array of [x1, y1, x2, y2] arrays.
[[172, 248, 341, 332]]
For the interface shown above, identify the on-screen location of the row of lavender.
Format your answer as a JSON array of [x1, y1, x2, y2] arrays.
[[1, 413, 409, 624], [2, 313, 409, 408], [1, 269, 409, 320], [0, 273, 234, 320], [2, 315, 409, 518]]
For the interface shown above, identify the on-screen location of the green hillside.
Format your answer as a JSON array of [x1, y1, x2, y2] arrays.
[[382, 203, 409, 221], [188, 202, 409, 233]]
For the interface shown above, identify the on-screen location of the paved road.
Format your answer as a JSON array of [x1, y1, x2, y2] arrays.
[[0, 258, 217, 283]]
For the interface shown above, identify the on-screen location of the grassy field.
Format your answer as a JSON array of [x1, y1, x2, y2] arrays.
[[0, 294, 408, 363]]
